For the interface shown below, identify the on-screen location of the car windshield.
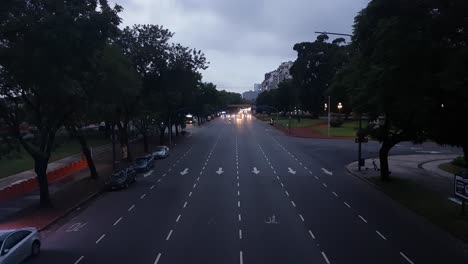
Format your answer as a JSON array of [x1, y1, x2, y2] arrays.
[[135, 157, 147, 164]]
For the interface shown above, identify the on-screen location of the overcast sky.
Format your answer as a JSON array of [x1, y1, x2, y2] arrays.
[[109, 0, 369, 94]]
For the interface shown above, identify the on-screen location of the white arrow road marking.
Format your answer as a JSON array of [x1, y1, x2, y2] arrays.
[[216, 167, 224, 175], [288, 168, 296, 175], [252, 167, 260, 174], [180, 168, 189, 175], [321, 168, 333, 175], [143, 170, 154, 178]]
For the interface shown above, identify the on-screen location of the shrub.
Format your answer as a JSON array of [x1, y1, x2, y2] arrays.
[[330, 118, 344, 127], [452, 156, 466, 168]]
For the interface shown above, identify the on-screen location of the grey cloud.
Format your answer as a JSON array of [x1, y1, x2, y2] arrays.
[[110, 0, 369, 93]]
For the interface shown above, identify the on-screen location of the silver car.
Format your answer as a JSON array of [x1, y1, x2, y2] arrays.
[[152, 146, 170, 159], [0, 228, 40, 264]]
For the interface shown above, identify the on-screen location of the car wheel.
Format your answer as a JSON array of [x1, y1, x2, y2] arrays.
[[31, 240, 40, 257]]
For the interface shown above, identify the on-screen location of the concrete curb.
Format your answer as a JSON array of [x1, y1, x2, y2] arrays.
[[345, 162, 384, 191], [39, 189, 102, 231]]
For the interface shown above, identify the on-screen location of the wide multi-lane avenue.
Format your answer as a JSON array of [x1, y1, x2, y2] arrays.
[[30, 117, 468, 264]]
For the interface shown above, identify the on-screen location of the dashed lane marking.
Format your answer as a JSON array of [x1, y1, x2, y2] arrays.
[[308, 230, 316, 239], [332, 192, 338, 197], [166, 230, 173, 241], [299, 214, 305, 222], [358, 215, 368, 223], [95, 234, 106, 244], [344, 202, 351, 208], [376, 230, 387, 240], [128, 204, 135, 212], [400, 252, 415, 264], [321, 252, 331, 264], [154, 253, 162, 264], [113, 217, 123, 226], [176, 214, 181, 223], [183, 201, 188, 208], [74, 256, 84, 264], [140, 194, 146, 199], [291, 201, 296, 207]]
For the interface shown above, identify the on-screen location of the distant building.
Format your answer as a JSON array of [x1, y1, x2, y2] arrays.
[[242, 90, 259, 101], [254, 83, 261, 92], [260, 61, 293, 91]]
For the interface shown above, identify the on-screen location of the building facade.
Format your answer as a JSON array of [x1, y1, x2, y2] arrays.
[[242, 90, 259, 102], [260, 61, 293, 91]]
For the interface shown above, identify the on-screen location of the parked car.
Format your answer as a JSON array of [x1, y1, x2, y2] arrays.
[[106, 168, 137, 189], [152, 146, 170, 159], [0, 227, 41, 264], [133, 155, 154, 173]]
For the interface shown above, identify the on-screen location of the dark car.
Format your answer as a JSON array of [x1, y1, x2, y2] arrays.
[[152, 146, 170, 159], [106, 168, 136, 189], [133, 155, 154, 173]]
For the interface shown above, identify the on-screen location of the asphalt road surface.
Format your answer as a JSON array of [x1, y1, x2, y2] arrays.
[[29, 117, 468, 264]]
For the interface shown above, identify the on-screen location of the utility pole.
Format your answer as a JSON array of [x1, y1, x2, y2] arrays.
[[327, 96, 331, 137], [358, 114, 362, 171]]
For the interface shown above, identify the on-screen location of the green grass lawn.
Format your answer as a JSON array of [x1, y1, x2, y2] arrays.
[[313, 121, 359, 137], [275, 118, 326, 128], [0, 136, 109, 179]]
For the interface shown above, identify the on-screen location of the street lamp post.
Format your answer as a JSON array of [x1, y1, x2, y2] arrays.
[[327, 96, 331, 137], [337, 102, 343, 114]]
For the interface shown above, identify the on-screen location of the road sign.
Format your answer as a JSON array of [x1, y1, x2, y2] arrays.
[[355, 137, 368, 143], [455, 173, 468, 200]]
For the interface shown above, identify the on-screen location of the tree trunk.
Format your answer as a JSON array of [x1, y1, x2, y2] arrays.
[[175, 124, 179, 137], [143, 133, 149, 153], [117, 122, 131, 161], [159, 126, 165, 144], [34, 158, 52, 207], [76, 132, 98, 179], [111, 125, 116, 170], [463, 145, 468, 168], [379, 140, 392, 180]]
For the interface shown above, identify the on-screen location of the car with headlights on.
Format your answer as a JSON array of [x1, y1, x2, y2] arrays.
[[106, 168, 137, 189], [133, 155, 154, 173], [0, 227, 41, 264], [152, 146, 170, 159]]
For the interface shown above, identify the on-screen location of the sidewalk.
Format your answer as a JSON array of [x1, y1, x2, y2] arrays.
[[346, 154, 468, 242]]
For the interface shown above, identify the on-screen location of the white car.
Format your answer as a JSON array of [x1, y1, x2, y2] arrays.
[[152, 146, 170, 159], [0, 228, 40, 264]]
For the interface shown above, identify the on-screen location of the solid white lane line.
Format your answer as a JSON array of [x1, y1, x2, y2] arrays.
[[154, 253, 162, 264], [238, 214, 242, 222], [308, 230, 316, 239], [113, 217, 123, 226], [189, 192, 192, 197], [240, 251, 244, 264], [321, 252, 331, 264], [176, 214, 181, 223], [183, 201, 188, 208], [150, 185, 155, 189], [74, 256, 84, 264], [400, 252, 415, 264], [323, 183, 328, 188], [299, 214, 305, 222], [238, 201, 241, 207], [332, 192, 338, 197], [344, 202, 351, 208], [358, 215, 368, 223], [140, 194, 146, 199], [239, 229, 243, 239], [95, 234, 106, 244], [376, 230, 387, 240], [285, 190, 290, 196], [291, 201, 296, 207], [128, 204, 135, 212], [166, 230, 173, 241]]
